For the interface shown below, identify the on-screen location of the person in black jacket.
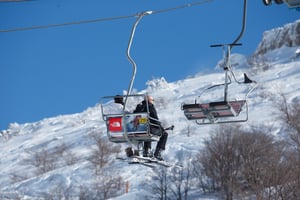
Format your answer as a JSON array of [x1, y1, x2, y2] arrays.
[[133, 95, 168, 160]]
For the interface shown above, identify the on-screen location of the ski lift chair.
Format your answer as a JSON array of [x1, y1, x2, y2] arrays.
[[182, 100, 248, 125], [100, 12, 157, 144], [181, 43, 257, 125], [181, 0, 255, 125], [100, 94, 162, 143]]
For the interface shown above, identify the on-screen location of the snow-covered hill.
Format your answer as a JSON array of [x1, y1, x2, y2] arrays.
[[1, 21, 300, 199], [254, 19, 300, 55]]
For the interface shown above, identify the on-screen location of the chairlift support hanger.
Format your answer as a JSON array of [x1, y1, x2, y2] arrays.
[[122, 11, 153, 146], [124, 11, 153, 109], [182, 0, 257, 125], [100, 11, 163, 147]]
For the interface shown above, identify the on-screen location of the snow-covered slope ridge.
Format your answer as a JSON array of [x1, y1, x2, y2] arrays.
[[254, 19, 300, 55]]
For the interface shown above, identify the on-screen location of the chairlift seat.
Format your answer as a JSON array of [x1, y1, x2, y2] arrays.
[[182, 100, 246, 122], [106, 113, 160, 143]]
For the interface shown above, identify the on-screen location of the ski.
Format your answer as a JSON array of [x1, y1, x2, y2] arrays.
[[128, 158, 156, 168], [116, 156, 183, 168], [131, 156, 183, 168], [116, 156, 156, 168]]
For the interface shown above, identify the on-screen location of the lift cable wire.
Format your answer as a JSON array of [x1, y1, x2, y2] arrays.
[[0, 0, 34, 2], [0, 0, 212, 33]]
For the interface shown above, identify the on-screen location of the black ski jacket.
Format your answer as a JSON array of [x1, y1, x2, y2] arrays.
[[134, 100, 160, 126]]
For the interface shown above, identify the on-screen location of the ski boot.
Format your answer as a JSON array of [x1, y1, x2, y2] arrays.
[[154, 149, 163, 161], [143, 148, 152, 157], [125, 147, 133, 157]]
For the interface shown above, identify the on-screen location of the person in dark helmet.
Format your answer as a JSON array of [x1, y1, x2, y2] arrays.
[[133, 95, 168, 160], [114, 95, 124, 106]]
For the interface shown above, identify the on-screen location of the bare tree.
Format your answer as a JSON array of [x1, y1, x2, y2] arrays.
[[169, 159, 192, 200], [29, 149, 57, 175], [22, 142, 78, 176], [78, 186, 93, 200], [149, 166, 169, 200], [88, 131, 121, 174], [238, 128, 292, 199], [194, 121, 300, 199], [93, 171, 123, 200], [273, 93, 300, 199], [9, 173, 29, 185], [40, 182, 74, 200], [51, 143, 79, 166], [192, 159, 215, 194], [186, 123, 192, 137], [198, 124, 244, 200], [276, 93, 300, 148], [236, 126, 276, 197], [196, 125, 272, 199]]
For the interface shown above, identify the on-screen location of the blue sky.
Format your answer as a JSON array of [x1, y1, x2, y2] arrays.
[[0, 0, 299, 130]]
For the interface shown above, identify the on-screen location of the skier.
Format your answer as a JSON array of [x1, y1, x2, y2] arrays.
[[133, 95, 168, 160], [113, 95, 124, 106]]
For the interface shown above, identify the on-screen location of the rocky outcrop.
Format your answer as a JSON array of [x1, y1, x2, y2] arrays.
[[254, 20, 300, 56]]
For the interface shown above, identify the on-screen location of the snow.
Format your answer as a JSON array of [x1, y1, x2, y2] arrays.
[[1, 39, 300, 199], [254, 20, 300, 55]]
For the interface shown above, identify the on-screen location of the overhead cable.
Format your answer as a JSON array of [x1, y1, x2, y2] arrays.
[[0, 0, 212, 33], [0, 0, 33, 2]]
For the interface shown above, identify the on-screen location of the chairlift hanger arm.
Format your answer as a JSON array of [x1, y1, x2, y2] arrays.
[[121, 13, 154, 147], [124, 11, 152, 108], [210, 0, 247, 51], [231, 0, 247, 47], [210, 43, 242, 48]]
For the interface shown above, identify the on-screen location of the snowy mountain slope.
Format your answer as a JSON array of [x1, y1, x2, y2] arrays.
[[254, 19, 300, 55], [1, 24, 300, 199]]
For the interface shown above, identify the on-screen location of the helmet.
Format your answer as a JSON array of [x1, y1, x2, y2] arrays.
[[114, 95, 124, 104]]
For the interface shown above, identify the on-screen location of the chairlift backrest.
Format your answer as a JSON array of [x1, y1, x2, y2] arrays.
[[106, 112, 160, 143], [101, 94, 161, 143]]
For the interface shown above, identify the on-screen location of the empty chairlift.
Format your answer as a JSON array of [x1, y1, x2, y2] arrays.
[[181, 43, 257, 125]]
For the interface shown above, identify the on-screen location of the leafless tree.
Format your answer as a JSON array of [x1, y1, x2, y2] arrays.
[[88, 131, 121, 174], [198, 124, 244, 200], [29, 149, 57, 175], [194, 121, 300, 199], [93, 170, 123, 200], [186, 123, 192, 137], [273, 93, 300, 199], [192, 157, 215, 194], [22, 142, 78, 176], [149, 166, 169, 200], [51, 143, 79, 166], [169, 159, 193, 200], [196, 125, 296, 200], [236, 126, 276, 196], [78, 186, 92, 200], [238, 127, 292, 199], [9, 173, 29, 184], [40, 182, 74, 200], [275, 93, 300, 149]]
